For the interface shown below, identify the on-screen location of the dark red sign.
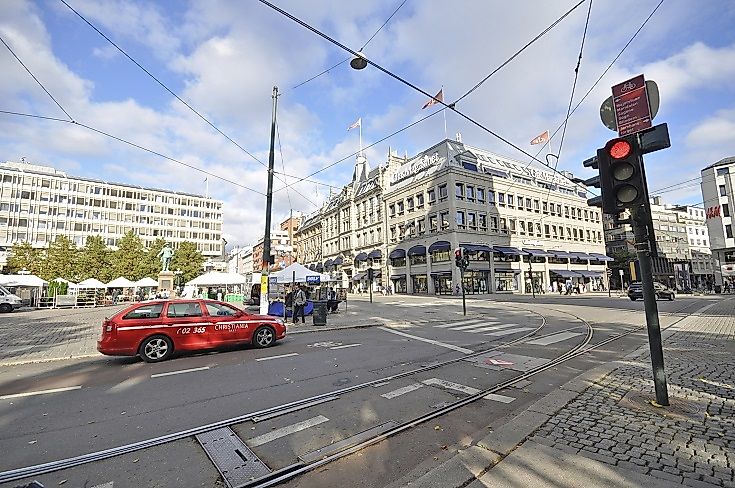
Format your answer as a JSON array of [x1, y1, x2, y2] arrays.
[[612, 74, 652, 136]]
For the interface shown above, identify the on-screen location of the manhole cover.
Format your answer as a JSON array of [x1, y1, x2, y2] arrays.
[[619, 390, 707, 422]]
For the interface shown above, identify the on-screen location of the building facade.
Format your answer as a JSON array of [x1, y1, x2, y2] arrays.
[[671, 204, 714, 288], [293, 211, 322, 270], [701, 156, 735, 288], [0, 160, 224, 269], [251, 215, 300, 273], [382, 140, 610, 295]]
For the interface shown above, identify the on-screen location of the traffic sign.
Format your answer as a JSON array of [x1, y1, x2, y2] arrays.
[[600, 80, 659, 132], [612, 74, 653, 136]]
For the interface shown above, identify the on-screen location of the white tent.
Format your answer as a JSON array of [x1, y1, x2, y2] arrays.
[[52, 277, 76, 286], [106, 277, 136, 288], [0, 274, 48, 287], [74, 278, 106, 288], [186, 272, 247, 286], [134, 277, 159, 287], [270, 262, 333, 284]]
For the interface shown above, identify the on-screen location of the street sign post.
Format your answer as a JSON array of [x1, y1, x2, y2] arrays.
[[612, 74, 653, 136]]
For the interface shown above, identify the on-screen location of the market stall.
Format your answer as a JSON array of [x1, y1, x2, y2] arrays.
[[0, 274, 47, 307]]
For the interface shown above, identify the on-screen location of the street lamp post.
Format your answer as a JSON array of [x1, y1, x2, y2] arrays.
[[174, 269, 183, 295]]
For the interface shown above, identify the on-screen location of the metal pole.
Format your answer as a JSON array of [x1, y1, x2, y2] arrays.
[[529, 260, 535, 298], [260, 86, 278, 315], [631, 205, 670, 406], [369, 271, 373, 304], [461, 268, 467, 316]]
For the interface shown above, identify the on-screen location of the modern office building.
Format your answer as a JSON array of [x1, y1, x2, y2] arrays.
[[0, 160, 224, 269], [701, 156, 735, 287], [382, 139, 610, 295]]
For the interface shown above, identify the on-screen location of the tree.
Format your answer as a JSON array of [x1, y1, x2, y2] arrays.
[[6, 242, 42, 275], [611, 249, 636, 288], [140, 238, 167, 278], [110, 231, 145, 280], [170, 241, 205, 285], [77, 235, 113, 283], [42, 236, 78, 281]]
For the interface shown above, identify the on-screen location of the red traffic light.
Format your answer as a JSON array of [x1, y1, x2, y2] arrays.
[[608, 140, 632, 159]]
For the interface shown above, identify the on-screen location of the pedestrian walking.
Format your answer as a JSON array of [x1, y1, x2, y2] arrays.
[[293, 286, 307, 324]]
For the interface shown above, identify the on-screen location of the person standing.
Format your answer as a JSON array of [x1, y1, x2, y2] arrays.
[[293, 286, 307, 324]]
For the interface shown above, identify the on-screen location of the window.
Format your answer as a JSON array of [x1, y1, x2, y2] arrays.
[[431, 249, 450, 262], [389, 204, 395, 217], [534, 200, 540, 212], [518, 197, 524, 210], [429, 214, 438, 232], [428, 188, 436, 203], [417, 218, 426, 234], [720, 185, 727, 197], [410, 253, 427, 265], [717, 167, 730, 176], [526, 198, 532, 210], [407, 197, 414, 211], [727, 225, 733, 239], [468, 212, 477, 230], [498, 193, 505, 205], [466, 186, 475, 201], [500, 218, 508, 234], [456, 183, 464, 199], [391, 256, 406, 267], [488, 191, 495, 205], [397, 201, 405, 214], [477, 188, 485, 203], [123, 303, 164, 319], [205, 303, 240, 316], [507, 195, 514, 207], [167, 302, 203, 318], [440, 212, 450, 230], [543, 202, 548, 214], [439, 184, 448, 200], [520, 221, 526, 235], [456, 211, 466, 229], [490, 216, 498, 232], [724, 204, 730, 217], [416, 193, 424, 207]]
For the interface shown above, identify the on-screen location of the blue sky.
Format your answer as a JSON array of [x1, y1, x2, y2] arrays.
[[2, 0, 735, 247]]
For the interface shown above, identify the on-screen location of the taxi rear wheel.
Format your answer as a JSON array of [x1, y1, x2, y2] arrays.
[[0, 304, 12, 313], [253, 326, 275, 348], [139, 335, 173, 362]]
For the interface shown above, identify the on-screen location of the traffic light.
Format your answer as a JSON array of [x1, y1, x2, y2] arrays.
[[599, 135, 648, 211], [578, 155, 614, 212], [455, 248, 463, 268]]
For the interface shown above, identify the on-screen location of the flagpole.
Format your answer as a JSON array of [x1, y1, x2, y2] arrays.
[[359, 118, 363, 156], [442, 85, 447, 140], [205, 178, 209, 198]]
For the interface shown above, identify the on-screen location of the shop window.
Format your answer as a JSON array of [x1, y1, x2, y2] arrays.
[[410, 253, 427, 265], [431, 249, 450, 262], [391, 257, 406, 267]]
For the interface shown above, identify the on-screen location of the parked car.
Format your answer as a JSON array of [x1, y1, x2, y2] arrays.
[[627, 282, 675, 301], [97, 299, 286, 362], [0, 285, 23, 313]]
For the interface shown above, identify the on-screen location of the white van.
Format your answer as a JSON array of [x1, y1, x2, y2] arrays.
[[0, 285, 23, 313]]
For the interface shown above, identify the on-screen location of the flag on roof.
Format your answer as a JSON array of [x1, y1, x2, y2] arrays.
[[422, 89, 443, 109], [530, 130, 550, 145], [348, 117, 361, 130]]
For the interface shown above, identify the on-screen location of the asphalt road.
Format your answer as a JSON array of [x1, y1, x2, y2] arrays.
[[0, 294, 714, 488]]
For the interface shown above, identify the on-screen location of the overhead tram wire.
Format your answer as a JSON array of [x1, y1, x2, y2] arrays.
[[291, 0, 408, 90], [59, 0, 316, 206], [267, 0, 587, 194], [275, 120, 293, 210]]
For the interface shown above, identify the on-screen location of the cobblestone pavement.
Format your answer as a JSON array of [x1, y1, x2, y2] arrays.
[[531, 298, 735, 487]]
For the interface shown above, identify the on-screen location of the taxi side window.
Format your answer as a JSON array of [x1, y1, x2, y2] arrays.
[[167, 302, 203, 318], [123, 303, 164, 320], [205, 303, 239, 316]]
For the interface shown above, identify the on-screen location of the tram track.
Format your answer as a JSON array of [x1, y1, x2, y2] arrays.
[[0, 299, 704, 486]]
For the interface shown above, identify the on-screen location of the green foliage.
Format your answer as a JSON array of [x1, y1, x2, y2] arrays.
[[41, 236, 78, 281], [170, 241, 205, 284], [6, 242, 42, 275], [48, 280, 69, 296], [77, 235, 113, 283], [109, 231, 145, 280]]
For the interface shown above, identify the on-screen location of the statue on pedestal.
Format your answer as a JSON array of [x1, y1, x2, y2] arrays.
[[158, 244, 174, 272]]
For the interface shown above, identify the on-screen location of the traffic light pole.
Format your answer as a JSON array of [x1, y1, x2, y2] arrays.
[[460, 267, 466, 316], [631, 205, 670, 406]]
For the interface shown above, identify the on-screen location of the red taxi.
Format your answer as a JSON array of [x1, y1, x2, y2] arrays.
[[97, 299, 286, 362]]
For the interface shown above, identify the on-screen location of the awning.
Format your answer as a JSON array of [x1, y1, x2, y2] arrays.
[[493, 268, 521, 274], [568, 252, 594, 260], [523, 248, 553, 257], [461, 243, 493, 253], [548, 250, 572, 259], [589, 253, 614, 262], [390, 274, 406, 280], [368, 249, 383, 259], [352, 273, 365, 281], [430, 271, 452, 277], [493, 246, 527, 256], [428, 241, 451, 253], [333, 257, 344, 265], [355, 252, 368, 262], [577, 270, 604, 278], [408, 245, 426, 256], [550, 269, 582, 278], [389, 249, 406, 259], [324, 259, 334, 268]]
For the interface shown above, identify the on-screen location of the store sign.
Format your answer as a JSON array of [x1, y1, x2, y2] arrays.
[[390, 152, 444, 184], [306, 275, 321, 284]]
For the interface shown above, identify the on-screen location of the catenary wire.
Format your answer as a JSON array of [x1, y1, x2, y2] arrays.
[[291, 0, 408, 90], [276, 120, 293, 210], [0, 35, 75, 122]]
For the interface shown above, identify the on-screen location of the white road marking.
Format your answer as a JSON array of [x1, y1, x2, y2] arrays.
[[378, 327, 474, 354], [483, 393, 516, 403], [330, 343, 361, 350], [255, 352, 299, 361], [247, 415, 329, 447], [467, 323, 521, 333], [91, 482, 114, 488], [108, 376, 145, 393], [451, 322, 505, 331], [422, 378, 516, 403], [0, 385, 81, 400], [433, 319, 484, 328], [151, 366, 210, 378], [485, 327, 534, 337], [372, 382, 390, 388], [380, 383, 424, 399], [526, 332, 583, 346]]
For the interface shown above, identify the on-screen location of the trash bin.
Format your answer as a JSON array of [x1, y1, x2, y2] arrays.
[[312, 300, 327, 326], [714, 285, 722, 294]]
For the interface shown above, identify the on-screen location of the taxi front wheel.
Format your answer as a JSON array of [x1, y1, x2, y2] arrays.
[[139, 335, 174, 362], [253, 326, 275, 348]]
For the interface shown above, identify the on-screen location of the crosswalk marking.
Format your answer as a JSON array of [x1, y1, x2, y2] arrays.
[[526, 332, 582, 346], [422, 378, 516, 404], [466, 323, 521, 333], [485, 327, 534, 337], [381, 383, 424, 399], [433, 319, 484, 328], [247, 415, 329, 447], [378, 327, 474, 354]]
